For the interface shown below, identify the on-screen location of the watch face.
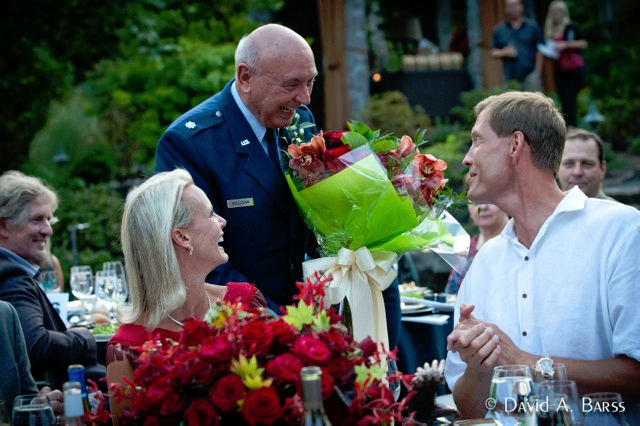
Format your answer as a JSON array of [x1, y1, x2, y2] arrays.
[[536, 357, 554, 379]]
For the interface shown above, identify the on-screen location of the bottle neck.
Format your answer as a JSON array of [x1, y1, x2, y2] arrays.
[[302, 378, 324, 410]]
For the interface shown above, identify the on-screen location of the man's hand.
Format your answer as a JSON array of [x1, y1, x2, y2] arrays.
[[39, 386, 64, 416], [447, 304, 501, 372]]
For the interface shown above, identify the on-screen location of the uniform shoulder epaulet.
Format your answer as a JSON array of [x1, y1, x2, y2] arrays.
[[170, 108, 225, 138]]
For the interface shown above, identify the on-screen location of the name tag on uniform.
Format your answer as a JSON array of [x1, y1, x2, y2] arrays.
[[227, 198, 254, 208]]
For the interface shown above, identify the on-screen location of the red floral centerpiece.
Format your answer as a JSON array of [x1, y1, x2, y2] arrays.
[[110, 275, 426, 425]]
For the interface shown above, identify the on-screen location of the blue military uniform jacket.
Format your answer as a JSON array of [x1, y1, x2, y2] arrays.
[[154, 80, 317, 311]]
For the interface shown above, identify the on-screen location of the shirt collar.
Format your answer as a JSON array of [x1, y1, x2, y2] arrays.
[[0, 247, 40, 277], [501, 186, 587, 244], [231, 81, 267, 142]]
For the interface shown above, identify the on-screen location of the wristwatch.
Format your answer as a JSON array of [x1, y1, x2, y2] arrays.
[[535, 356, 555, 380]]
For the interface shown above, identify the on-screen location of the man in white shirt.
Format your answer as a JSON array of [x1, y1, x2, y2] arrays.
[[444, 91, 640, 420]]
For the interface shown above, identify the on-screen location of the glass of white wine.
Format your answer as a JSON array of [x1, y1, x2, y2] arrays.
[[489, 364, 534, 426]]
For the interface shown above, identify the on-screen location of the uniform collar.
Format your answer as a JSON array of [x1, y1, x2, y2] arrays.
[[231, 82, 267, 142]]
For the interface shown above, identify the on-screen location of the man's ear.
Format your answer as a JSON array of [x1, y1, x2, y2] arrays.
[[171, 228, 191, 250], [509, 131, 527, 162], [236, 64, 252, 93], [0, 218, 9, 239]]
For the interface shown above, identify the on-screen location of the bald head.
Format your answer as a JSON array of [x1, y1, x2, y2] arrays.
[[235, 24, 313, 70], [233, 24, 317, 129]]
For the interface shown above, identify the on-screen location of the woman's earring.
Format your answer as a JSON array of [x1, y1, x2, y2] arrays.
[[188, 245, 193, 256]]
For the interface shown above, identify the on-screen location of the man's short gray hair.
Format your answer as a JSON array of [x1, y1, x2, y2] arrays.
[[0, 171, 58, 224]]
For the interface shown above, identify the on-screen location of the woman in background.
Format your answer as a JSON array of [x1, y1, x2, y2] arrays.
[[106, 169, 264, 421], [544, 0, 588, 128]]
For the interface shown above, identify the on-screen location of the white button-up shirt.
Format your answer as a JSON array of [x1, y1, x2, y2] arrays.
[[445, 187, 640, 392]]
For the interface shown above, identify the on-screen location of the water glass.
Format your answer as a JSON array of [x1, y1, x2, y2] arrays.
[[582, 392, 627, 426], [489, 365, 533, 426], [532, 362, 568, 393], [534, 380, 583, 425], [39, 270, 59, 293], [12, 394, 55, 426]]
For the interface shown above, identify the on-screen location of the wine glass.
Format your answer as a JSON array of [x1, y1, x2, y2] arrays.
[[489, 365, 534, 426], [535, 380, 583, 425], [582, 392, 627, 426], [103, 261, 127, 291], [95, 269, 119, 318], [70, 265, 94, 316], [39, 270, 59, 293], [12, 394, 55, 426], [387, 359, 401, 401]]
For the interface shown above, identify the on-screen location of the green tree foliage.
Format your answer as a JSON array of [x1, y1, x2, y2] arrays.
[[50, 181, 125, 288]]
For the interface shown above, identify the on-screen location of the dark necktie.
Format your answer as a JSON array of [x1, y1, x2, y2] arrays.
[[265, 128, 281, 172]]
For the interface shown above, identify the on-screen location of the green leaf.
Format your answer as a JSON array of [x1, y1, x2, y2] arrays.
[[342, 132, 369, 149], [283, 300, 315, 331], [311, 309, 331, 332]]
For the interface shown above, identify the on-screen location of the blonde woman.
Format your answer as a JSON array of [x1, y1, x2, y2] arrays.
[[106, 169, 264, 421], [544, 0, 588, 127]]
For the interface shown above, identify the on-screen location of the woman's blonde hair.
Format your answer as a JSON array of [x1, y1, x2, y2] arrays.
[[118, 169, 195, 329], [544, 1, 571, 39]]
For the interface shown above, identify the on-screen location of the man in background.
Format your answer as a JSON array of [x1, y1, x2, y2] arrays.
[[558, 128, 615, 200], [491, 0, 544, 90]]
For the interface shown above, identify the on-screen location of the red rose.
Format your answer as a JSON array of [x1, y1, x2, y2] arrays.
[[321, 329, 349, 353], [200, 335, 232, 364], [144, 378, 172, 407], [323, 145, 352, 173], [142, 417, 159, 426], [209, 374, 245, 412], [241, 319, 273, 356], [293, 336, 331, 364], [323, 130, 346, 147], [181, 318, 213, 347], [266, 353, 304, 382], [270, 319, 297, 345], [184, 399, 219, 426], [358, 337, 377, 358], [241, 387, 284, 425], [159, 390, 185, 416]]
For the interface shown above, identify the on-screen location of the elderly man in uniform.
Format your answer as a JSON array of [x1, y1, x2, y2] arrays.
[[155, 24, 401, 348]]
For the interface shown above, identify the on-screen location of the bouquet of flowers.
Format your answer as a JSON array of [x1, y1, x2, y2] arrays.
[[110, 275, 427, 425], [283, 118, 468, 349]]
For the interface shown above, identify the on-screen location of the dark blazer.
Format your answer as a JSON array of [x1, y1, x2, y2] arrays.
[[0, 300, 38, 417], [155, 80, 401, 348], [0, 253, 99, 387], [155, 80, 316, 311]]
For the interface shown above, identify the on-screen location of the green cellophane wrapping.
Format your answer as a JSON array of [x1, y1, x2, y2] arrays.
[[286, 153, 453, 256]]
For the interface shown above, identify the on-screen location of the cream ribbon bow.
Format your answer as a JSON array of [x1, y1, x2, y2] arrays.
[[302, 247, 398, 350]]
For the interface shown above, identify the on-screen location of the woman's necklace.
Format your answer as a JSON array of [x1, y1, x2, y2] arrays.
[[167, 292, 212, 328]]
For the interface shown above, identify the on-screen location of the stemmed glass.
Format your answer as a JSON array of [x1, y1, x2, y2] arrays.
[[69, 265, 95, 318], [534, 380, 584, 425], [489, 365, 534, 426], [95, 270, 121, 319], [39, 270, 59, 293], [387, 359, 401, 401], [582, 392, 627, 425], [103, 261, 127, 291], [11, 394, 55, 426]]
